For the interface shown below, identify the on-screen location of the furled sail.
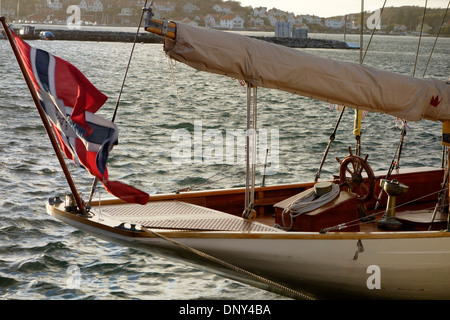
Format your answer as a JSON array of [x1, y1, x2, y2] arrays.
[[162, 23, 449, 122]]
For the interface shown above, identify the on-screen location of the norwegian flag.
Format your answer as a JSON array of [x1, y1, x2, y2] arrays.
[[13, 32, 149, 205]]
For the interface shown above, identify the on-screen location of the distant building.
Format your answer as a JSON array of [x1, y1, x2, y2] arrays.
[[268, 16, 286, 27], [299, 14, 322, 25], [118, 7, 133, 24], [219, 14, 245, 29], [393, 24, 407, 33], [253, 7, 267, 17], [47, 0, 63, 11], [204, 14, 220, 28], [325, 17, 345, 29], [293, 25, 308, 39], [79, 0, 103, 13], [183, 3, 200, 14], [171, 17, 198, 27], [154, 2, 175, 14], [248, 17, 265, 28], [416, 23, 431, 33], [0, 8, 15, 19], [275, 22, 292, 37], [213, 4, 232, 15]]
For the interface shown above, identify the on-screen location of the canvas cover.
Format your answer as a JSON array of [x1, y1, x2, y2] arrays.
[[164, 23, 449, 122]]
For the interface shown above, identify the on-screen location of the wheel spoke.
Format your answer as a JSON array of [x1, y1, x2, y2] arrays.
[[362, 183, 369, 192], [345, 166, 353, 175], [357, 165, 363, 175], [338, 154, 375, 203]]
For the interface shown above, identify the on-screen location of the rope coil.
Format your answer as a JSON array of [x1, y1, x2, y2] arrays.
[[279, 183, 340, 230]]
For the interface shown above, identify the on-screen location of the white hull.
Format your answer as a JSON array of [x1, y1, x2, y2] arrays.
[[47, 200, 450, 300]]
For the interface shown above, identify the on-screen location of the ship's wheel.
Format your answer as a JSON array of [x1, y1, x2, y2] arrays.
[[336, 147, 375, 203]]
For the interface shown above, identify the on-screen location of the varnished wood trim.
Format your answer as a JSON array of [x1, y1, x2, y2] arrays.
[[47, 203, 450, 241]]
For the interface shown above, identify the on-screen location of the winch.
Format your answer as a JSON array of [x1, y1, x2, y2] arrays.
[[378, 179, 409, 230]]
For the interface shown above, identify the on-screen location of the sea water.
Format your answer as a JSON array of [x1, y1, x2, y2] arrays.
[[0, 31, 448, 300]]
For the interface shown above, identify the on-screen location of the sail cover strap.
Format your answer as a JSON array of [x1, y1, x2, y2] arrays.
[[163, 23, 449, 122]]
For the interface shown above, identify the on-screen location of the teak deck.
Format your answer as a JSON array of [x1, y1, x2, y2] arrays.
[[89, 167, 447, 233]]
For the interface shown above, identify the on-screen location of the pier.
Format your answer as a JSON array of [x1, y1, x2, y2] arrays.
[[250, 36, 357, 49]]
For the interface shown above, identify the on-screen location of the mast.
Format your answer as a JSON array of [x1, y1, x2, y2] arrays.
[[0, 16, 85, 213], [359, 0, 364, 65]]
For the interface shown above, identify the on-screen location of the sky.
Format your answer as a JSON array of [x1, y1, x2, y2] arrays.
[[237, 0, 449, 18]]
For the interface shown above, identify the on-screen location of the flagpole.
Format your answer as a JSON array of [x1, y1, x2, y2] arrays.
[[1, 16, 85, 213]]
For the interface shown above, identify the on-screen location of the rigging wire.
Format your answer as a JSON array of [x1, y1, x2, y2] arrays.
[[175, 167, 247, 193], [315, 1, 387, 181], [422, 1, 450, 78], [322, 187, 449, 233], [372, 125, 406, 213], [315, 106, 346, 182], [413, 0, 428, 77], [86, 0, 149, 210], [361, 0, 387, 63], [395, 0, 445, 170], [392, 0, 431, 172], [243, 83, 258, 221]]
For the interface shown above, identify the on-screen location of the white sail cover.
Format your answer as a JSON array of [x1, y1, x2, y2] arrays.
[[164, 23, 449, 122]]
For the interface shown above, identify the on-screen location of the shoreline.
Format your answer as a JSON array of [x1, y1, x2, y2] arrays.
[[250, 36, 357, 49], [13, 27, 359, 49]]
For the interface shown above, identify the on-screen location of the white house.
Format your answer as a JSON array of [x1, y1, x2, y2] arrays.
[[183, 3, 199, 13], [204, 14, 220, 28], [325, 17, 345, 29], [79, 0, 103, 12], [267, 15, 285, 27], [248, 17, 265, 28], [119, 7, 133, 16], [213, 4, 232, 14], [172, 17, 198, 27], [299, 14, 323, 25], [154, 2, 175, 14], [219, 14, 244, 29], [393, 24, 407, 33], [253, 7, 267, 17], [47, 0, 63, 11], [118, 7, 133, 23], [293, 16, 304, 25]]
